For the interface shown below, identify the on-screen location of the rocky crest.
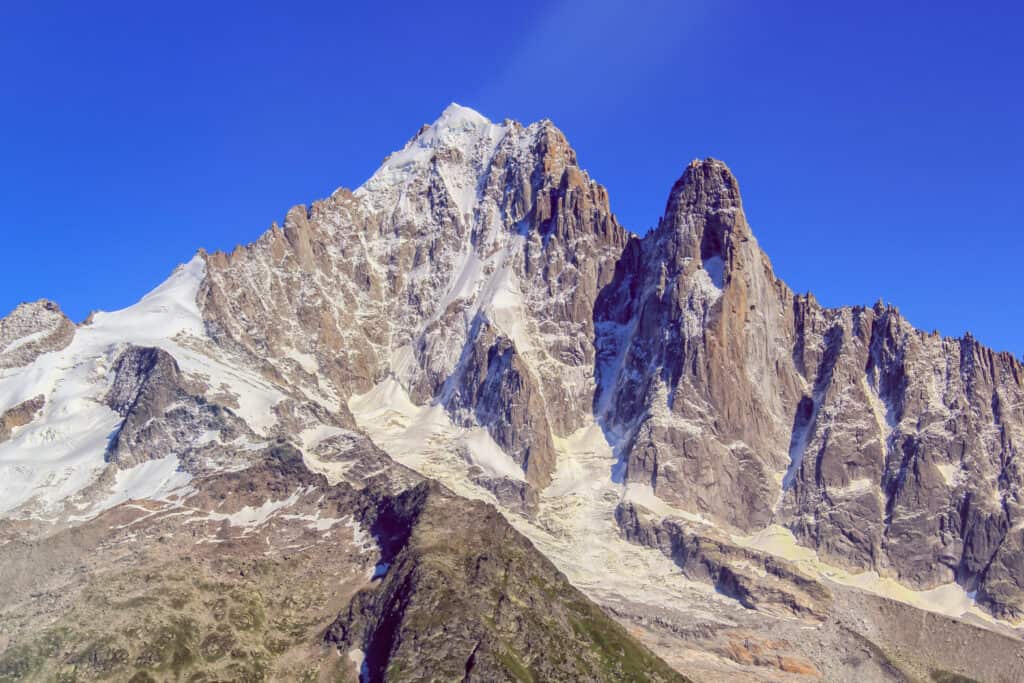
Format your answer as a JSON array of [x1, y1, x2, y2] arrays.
[[0, 300, 75, 369], [326, 481, 688, 682], [595, 159, 800, 530], [592, 158, 1024, 621]]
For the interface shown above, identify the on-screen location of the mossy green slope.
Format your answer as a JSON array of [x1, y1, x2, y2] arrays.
[[1, 448, 692, 682], [326, 481, 691, 683]]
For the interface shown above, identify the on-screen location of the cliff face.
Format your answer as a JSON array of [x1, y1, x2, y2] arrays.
[[593, 158, 1024, 619], [594, 159, 803, 530], [197, 105, 628, 491], [781, 304, 1024, 619]]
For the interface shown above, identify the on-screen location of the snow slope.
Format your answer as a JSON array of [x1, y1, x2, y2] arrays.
[[0, 255, 284, 519]]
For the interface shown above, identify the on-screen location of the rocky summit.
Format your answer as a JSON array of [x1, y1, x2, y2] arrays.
[[1, 104, 1022, 682]]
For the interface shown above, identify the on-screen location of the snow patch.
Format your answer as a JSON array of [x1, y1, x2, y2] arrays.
[[702, 255, 725, 289], [101, 456, 192, 512], [281, 512, 347, 532], [349, 378, 525, 482], [201, 489, 303, 530], [284, 347, 318, 374], [346, 516, 375, 554], [827, 477, 875, 497], [463, 428, 526, 481], [936, 462, 964, 488], [623, 483, 711, 524], [355, 102, 508, 220], [348, 648, 368, 683]]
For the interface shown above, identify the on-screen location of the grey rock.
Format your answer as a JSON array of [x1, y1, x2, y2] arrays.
[[0, 395, 45, 443], [0, 299, 75, 369], [595, 159, 800, 530], [594, 157, 1024, 621], [104, 345, 253, 470], [616, 501, 832, 621], [197, 110, 627, 491]]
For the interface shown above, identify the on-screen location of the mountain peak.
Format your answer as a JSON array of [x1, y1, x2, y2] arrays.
[[667, 157, 742, 215], [355, 103, 507, 207], [433, 102, 491, 130], [653, 156, 751, 272]]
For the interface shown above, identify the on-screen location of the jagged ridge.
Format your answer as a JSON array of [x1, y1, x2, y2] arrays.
[[1, 104, 1023, 681]]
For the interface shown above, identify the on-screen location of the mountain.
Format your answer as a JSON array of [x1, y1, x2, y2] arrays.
[[1, 103, 1022, 682]]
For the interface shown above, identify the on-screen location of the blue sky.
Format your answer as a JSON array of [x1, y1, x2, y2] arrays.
[[2, 1, 1022, 355]]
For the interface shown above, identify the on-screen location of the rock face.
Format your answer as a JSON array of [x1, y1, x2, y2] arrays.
[[0, 300, 75, 369], [104, 345, 253, 469], [595, 159, 801, 530], [592, 158, 1024, 621], [197, 104, 627, 491], [616, 502, 832, 622], [780, 304, 1024, 620]]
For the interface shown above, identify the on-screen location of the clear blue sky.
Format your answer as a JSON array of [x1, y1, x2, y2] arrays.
[[2, 1, 1021, 356]]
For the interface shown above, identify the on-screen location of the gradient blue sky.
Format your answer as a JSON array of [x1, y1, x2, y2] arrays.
[[2, 1, 1022, 355]]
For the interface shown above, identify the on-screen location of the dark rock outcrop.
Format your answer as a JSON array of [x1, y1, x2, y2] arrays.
[[104, 345, 252, 469]]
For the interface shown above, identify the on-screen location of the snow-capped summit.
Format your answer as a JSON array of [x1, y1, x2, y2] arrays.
[[354, 102, 508, 216], [432, 101, 493, 130]]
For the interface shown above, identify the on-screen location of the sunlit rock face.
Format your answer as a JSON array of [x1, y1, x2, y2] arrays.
[[198, 104, 628, 490]]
